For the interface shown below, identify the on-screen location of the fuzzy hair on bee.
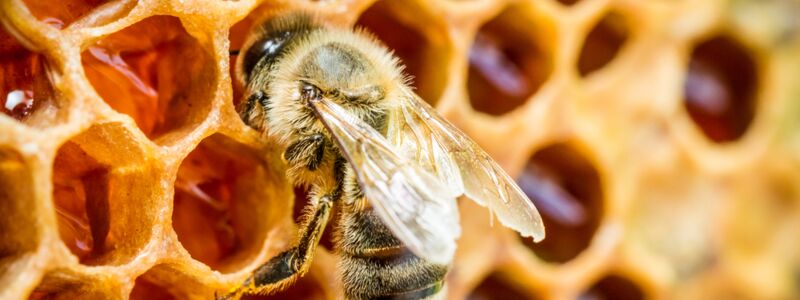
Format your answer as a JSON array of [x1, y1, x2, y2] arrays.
[[221, 12, 544, 300], [236, 14, 406, 191]]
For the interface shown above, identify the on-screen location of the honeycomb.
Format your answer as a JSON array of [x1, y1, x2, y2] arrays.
[[1, 0, 799, 299]]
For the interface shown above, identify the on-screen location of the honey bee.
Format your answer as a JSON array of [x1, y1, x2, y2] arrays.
[[220, 13, 544, 300]]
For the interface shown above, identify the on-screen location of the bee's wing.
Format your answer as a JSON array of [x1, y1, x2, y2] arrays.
[[395, 89, 545, 242], [390, 98, 465, 199], [309, 98, 460, 265]]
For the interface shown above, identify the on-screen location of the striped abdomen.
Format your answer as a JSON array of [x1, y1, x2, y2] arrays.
[[337, 208, 448, 300]]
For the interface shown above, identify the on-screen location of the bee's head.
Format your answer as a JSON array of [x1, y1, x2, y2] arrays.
[[238, 19, 405, 141], [236, 13, 318, 86]]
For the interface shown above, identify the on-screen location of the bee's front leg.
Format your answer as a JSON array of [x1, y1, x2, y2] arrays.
[[217, 195, 333, 299], [283, 133, 326, 171]]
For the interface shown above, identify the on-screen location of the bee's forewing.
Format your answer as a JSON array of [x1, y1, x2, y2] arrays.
[[398, 89, 545, 242], [390, 104, 465, 199], [309, 98, 460, 265]]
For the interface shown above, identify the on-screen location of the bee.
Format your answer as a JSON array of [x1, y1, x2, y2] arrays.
[[220, 13, 545, 300]]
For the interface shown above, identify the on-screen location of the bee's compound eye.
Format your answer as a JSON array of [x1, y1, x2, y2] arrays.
[[241, 32, 291, 82]]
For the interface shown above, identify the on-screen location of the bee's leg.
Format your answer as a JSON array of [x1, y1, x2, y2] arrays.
[[218, 195, 333, 299], [283, 133, 326, 171], [239, 90, 267, 116]]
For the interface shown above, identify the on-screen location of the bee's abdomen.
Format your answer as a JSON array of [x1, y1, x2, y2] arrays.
[[338, 209, 447, 300]]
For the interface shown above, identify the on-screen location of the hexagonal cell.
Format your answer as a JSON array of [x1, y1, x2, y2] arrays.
[[29, 276, 119, 300], [242, 275, 326, 300], [467, 6, 554, 116], [468, 272, 537, 300], [173, 133, 289, 273], [580, 274, 645, 300], [1, 26, 63, 128], [517, 143, 603, 263], [0, 148, 38, 256], [731, 180, 797, 250], [129, 264, 222, 299], [555, 0, 581, 6], [627, 172, 718, 279], [672, 274, 759, 300], [28, 287, 110, 300], [81, 15, 216, 144], [129, 273, 177, 300], [577, 12, 629, 77], [52, 123, 154, 265], [683, 35, 757, 143], [53, 142, 109, 263], [356, 1, 450, 105], [0, 148, 41, 298], [20, 0, 136, 29]]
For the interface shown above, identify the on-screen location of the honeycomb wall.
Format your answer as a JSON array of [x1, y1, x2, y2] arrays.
[[1, 0, 799, 299]]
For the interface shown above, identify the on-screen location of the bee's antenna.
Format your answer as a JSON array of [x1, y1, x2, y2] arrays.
[[229, 49, 240, 56]]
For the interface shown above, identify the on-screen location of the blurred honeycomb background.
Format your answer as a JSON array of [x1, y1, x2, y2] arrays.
[[1, 0, 799, 299]]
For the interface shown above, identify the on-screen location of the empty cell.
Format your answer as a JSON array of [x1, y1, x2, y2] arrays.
[[577, 12, 629, 77], [556, 0, 581, 6], [683, 36, 757, 143], [20, 0, 135, 29], [128, 264, 218, 299], [81, 16, 216, 144], [467, 7, 554, 116], [0, 148, 39, 295], [28, 291, 49, 299], [468, 273, 537, 300], [29, 287, 66, 299], [517, 143, 603, 263], [52, 141, 109, 263], [1, 26, 62, 128], [52, 123, 153, 265], [0, 148, 38, 253], [173, 134, 288, 273], [129, 276, 177, 300], [28, 286, 111, 300], [357, 1, 449, 105], [580, 275, 645, 300], [29, 274, 124, 300]]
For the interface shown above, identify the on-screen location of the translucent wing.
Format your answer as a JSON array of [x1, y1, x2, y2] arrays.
[[394, 89, 545, 242], [390, 103, 464, 199], [309, 97, 460, 264]]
